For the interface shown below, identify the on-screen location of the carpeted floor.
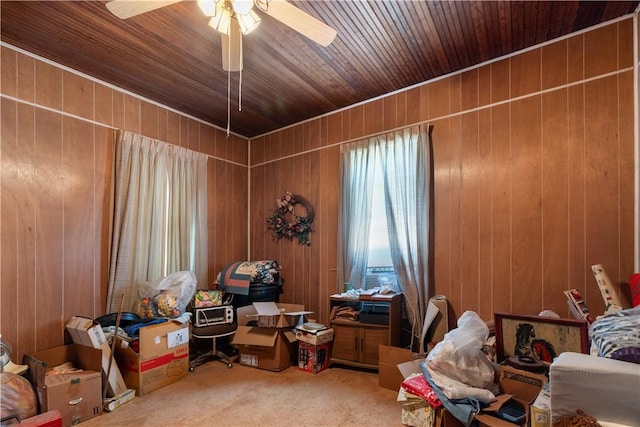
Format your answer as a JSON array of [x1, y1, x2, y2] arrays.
[[81, 360, 404, 427]]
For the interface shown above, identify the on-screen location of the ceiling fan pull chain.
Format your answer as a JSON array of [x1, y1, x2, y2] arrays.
[[238, 34, 243, 112], [226, 58, 231, 138], [226, 27, 232, 139]]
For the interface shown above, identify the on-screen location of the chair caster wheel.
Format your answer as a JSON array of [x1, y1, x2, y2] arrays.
[[226, 363, 232, 368]]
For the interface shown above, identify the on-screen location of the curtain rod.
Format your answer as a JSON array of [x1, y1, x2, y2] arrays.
[[340, 120, 433, 147], [250, 119, 433, 168]]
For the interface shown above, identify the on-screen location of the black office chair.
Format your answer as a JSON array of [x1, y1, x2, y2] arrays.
[[189, 304, 237, 369]]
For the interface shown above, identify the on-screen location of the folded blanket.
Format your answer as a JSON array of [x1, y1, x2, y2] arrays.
[[219, 261, 252, 295], [590, 305, 640, 363], [217, 260, 282, 295]]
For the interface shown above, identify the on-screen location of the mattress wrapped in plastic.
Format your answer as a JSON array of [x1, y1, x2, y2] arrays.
[[550, 352, 640, 425]]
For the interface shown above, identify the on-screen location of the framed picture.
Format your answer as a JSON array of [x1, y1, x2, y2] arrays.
[[494, 312, 589, 363]]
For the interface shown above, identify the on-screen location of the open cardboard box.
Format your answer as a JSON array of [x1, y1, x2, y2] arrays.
[[232, 325, 298, 371], [498, 364, 547, 408], [238, 302, 312, 328], [24, 344, 104, 427], [378, 345, 427, 391], [397, 359, 531, 427], [114, 319, 190, 396], [474, 394, 528, 427], [232, 302, 307, 371], [295, 327, 333, 345], [65, 315, 128, 397]]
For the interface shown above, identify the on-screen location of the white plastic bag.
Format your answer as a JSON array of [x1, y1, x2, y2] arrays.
[[426, 365, 496, 403], [426, 311, 496, 390], [138, 271, 197, 318]]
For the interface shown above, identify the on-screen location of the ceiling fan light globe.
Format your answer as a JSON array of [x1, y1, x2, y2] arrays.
[[232, 0, 254, 16], [209, 10, 232, 35], [238, 9, 261, 34], [197, 0, 218, 17]]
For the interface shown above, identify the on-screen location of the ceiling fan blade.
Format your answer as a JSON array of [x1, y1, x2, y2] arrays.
[[221, 20, 243, 72], [106, 0, 183, 19], [260, 0, 337, 47]]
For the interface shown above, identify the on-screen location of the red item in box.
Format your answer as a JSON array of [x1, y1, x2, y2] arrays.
[[630, 273, 640, 307], [401, 373, 442, 408], [19, 409, 63, 427]]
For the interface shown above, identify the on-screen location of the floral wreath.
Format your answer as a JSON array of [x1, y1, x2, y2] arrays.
[[266, 192, 315, 246]]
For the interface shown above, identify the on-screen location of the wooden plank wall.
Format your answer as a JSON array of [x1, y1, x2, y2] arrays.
[[249, 18, 636, 332], [0, 45, 248, 362], [0, 17, 636, 363]]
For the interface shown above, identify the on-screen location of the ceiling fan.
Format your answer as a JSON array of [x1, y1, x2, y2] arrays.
[[105, 0, 338, 72]]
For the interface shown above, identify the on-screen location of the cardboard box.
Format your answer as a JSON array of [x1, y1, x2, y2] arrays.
[[529, 382, 552, 427], [425, 395, 526, 427], [232, 325, 298, 371], [498, 364, 547, 407], [114, 320, 190, 396], [401, 405, 468, 427], [379, 345, 424, 391], [474, 394, 527, 427], [24, 345, 103, 427], [397, 360, 527, 427], [238, 302, 312, 328], [298, 341, 331, 373], [295, 327, 333, 345], [65, 315, 128, 397], [401, 400, 436, 427]]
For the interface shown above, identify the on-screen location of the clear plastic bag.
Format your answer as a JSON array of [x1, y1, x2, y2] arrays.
[[137, 271, 197, 318], [426, 310, 497, 390], [0, 372, 38, 422]]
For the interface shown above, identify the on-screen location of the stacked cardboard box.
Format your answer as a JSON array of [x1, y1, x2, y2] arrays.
[[295, 326, 333, 374], [232, 302, 311, 371], [295, 326, 333, 345], [65, 316, 128, 397], [298, 341, 331, 373]]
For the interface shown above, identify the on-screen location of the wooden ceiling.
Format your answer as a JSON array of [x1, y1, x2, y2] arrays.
[[2, 1, 638, 138]]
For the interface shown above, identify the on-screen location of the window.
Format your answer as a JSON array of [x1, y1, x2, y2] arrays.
[[367, 151, 393, 269], [106, 131, 208, 313], [365, 152, 396, 290], [337, 123, 432, 345]]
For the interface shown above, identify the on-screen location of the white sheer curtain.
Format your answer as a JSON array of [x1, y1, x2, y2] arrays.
[[337, 124, 432, 341], [336, 138, 378, 289], [379, 124, 431, 339], [107, 131, 208, 313]]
